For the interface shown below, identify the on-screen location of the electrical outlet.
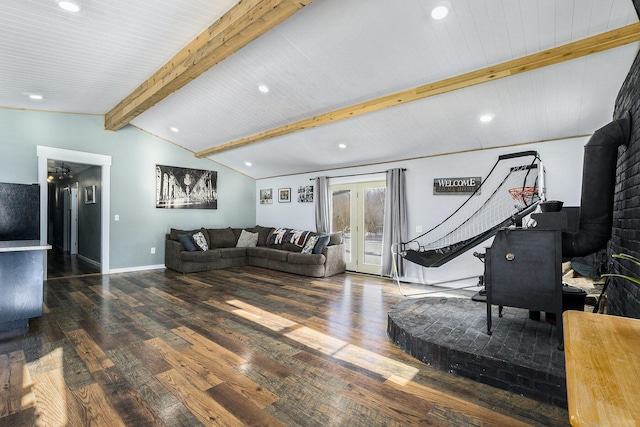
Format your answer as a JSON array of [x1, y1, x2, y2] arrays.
[[114, 214, 119, 221], [150, 247, 156, 254], [416, 225, 423, 233]]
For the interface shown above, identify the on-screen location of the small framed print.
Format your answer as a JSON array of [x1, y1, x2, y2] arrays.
[[84, 185, 96, 204], [278, 188, 291, 203], [298, 185, 313, 203], [260, 188, 273, 204]]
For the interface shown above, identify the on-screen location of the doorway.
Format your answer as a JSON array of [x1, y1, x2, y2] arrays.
[[37, 146, 112, 276], [330, 181, 385, 275]]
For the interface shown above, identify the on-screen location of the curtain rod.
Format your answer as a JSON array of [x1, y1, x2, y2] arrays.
[[309, 168, 406, 181]]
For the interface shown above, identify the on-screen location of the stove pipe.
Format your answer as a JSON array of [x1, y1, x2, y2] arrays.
[[562, 111, 631, 258]]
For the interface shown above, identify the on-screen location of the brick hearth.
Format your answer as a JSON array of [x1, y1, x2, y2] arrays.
[[387, 297, 567, 407]]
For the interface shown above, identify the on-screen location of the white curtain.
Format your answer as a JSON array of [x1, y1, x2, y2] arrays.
[[315, 176, 330, 233], [382, 168, 408, 277]]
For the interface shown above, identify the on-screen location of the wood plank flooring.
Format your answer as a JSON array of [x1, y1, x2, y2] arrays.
[[47, 247, 101, 279], [0, 266, 569, 426]]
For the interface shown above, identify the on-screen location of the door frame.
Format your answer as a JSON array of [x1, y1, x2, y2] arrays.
[[37, 146, 112, 274], [331, 180, 385, 275]]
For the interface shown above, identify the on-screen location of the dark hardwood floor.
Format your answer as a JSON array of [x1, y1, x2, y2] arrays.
[[0, 266, 569, 426], [47, 247, 101, 279]]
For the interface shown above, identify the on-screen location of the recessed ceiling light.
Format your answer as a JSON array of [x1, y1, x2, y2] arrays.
[[480, 114, 494, 123], [431, 2, 450, 20], [170, 127, 179, 133], [431, 6, 448, 20], [338, 144, 347, 149], [245, 161, 252, 167], [258, 84, 269, 93], [29, 94, 43, 100], [58, 1, 81, 12]]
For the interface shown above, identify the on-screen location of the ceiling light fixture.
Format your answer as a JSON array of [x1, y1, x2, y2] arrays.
[[431, 2, 450, 20], [338, 144, 347, 149], [480, 114, 494, 123], [258, 84, 269, 93], [29, 94, 43, 100], [58, 1, 81, 12], [245, 161, 252, 167], [170, 127, 179, 133], [47, 164, 73, 180]]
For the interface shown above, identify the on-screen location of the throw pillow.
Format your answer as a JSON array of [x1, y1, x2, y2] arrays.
[[301, 235, 319, 254], [236, 229, 258, 248], [177, 233, 197, 252], [313, 235, 330, 254], [328, 231, 343, 245], [191, 231, 209, 251]]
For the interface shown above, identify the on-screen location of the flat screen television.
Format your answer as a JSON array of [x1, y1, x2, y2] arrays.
[[0, 183, 40, 241]]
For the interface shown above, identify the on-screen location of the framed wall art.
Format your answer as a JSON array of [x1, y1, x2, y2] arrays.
[[278, 188, 291, 203], [84, 185, 96, 204], [298, 185, 313, 203], [155, 165, 218, 209], [260, 188, 273, 204]]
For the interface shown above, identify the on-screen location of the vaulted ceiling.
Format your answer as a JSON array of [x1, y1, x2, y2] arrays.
[[1, 0, 639, 179]]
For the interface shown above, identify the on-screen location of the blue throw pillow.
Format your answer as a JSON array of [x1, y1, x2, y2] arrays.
[[313, 235, 330, 254], [177, 233, 197, 252]]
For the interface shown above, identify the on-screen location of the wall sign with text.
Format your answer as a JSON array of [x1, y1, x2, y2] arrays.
[[433, 176, 482, 195]]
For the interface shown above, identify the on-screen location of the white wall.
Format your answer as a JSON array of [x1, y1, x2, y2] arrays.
[[256, 136, 588, 285]]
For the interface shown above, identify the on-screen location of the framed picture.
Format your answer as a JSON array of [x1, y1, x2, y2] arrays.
[[298, 185, 314, 203], [278, 188, 291, 203], [155, 165, 218, 209], [260, 188, 273, 204], [84, 185, 96, 204]]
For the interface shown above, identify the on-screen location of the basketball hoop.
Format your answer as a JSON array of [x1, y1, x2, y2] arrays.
[[508, 186, 538, 205]]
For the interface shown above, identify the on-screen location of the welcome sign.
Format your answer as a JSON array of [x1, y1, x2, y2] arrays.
[[433, 176, 482, 195]]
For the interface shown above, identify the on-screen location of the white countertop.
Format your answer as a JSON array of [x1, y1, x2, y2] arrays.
[[0, 240, 52, 252]]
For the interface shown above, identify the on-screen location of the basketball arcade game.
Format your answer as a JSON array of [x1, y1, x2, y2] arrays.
[[391, 150, 545, 296]]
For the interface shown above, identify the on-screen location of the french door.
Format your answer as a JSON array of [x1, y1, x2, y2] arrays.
[[330, 181, 385, 274]]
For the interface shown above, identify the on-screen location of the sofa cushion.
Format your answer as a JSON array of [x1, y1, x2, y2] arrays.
[[218, 247, 247, 259], [236, 229, 258, 247], [248, 225, 274, 247], [287, 252, 326, 265], [207, 227, 237, 248], [177, 233, 198, 252], [313, 235, 331, 254], [246, 246, 289, 262], [170, 228, 200, 241], [180, 250, 221, 262], [301, 235, 318, 254], [231, 228, 243, 242], [329, 231, 343, 246], [192, 231, 209, 251]]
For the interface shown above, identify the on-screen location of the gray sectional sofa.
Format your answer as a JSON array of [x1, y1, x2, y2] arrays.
[[165, 225, 346, 277]]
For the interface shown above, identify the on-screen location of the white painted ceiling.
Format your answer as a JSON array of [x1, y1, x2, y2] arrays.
[[1, 0, 638, 179]]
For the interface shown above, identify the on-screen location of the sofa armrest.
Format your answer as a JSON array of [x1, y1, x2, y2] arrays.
[[165, 239, 185, 271], [322, 243, 346, 277]]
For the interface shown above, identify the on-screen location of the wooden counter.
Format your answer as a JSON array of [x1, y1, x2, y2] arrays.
[[563, 310, 640, 426], [0, 240, 51, 339]]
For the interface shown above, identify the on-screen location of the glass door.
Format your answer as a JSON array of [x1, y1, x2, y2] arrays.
[[331, 181, 385, 274]]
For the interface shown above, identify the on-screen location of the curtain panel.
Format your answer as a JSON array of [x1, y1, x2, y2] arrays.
[[382, 168, 408, 276]]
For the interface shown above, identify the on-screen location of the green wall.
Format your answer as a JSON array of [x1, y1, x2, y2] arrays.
[[0, 108, 256, 270]]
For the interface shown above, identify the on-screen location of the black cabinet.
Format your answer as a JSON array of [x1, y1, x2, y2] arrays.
[[0, 244, 46, 338]]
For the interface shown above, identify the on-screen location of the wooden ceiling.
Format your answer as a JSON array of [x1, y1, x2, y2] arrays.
[[105, 0, 313, 131], [1, 1, 639, 178], [194, 21, 640, 158]]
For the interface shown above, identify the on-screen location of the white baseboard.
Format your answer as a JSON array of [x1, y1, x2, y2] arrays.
[[77, 254, 101, 267], [109, 264, 166, 274]]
